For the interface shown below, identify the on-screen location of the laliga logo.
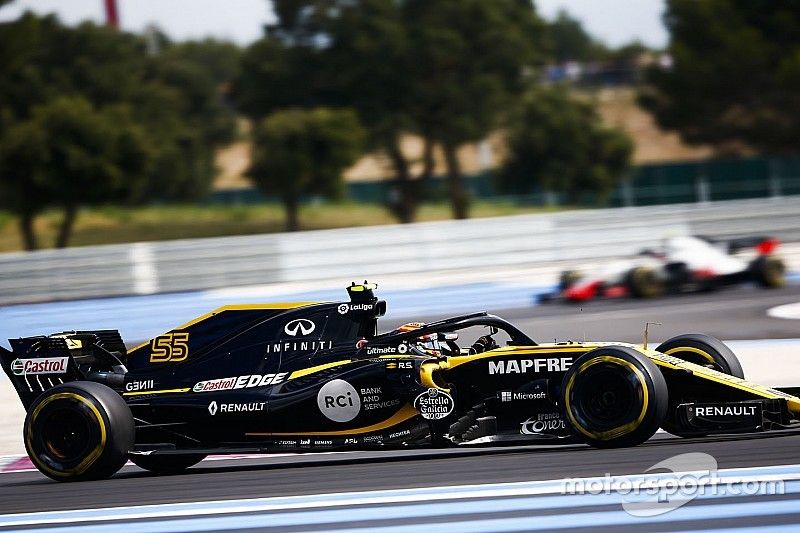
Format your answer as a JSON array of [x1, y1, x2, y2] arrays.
[[284, 319, 315, 337], [338, 304, 349, 315]]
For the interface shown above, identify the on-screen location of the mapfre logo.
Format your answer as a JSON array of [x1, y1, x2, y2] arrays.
[[488, 357, 573, 375], [317, 379, 360, 422], [284, 319, 315, 337]]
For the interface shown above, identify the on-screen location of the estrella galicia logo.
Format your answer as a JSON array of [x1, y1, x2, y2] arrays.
[[284, 319, 315, 337], [414, 388, 454, 420]]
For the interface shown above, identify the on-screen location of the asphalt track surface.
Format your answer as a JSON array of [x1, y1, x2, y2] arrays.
[[1, 285, 800, 518], [383, 284, 800, 344], [2, 432, 800, 517]]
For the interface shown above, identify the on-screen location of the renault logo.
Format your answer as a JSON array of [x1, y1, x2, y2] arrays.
[[208, 401, 218, 416], [284, 319, 316, 336]]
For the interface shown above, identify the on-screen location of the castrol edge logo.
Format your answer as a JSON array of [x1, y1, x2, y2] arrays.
[[193, 373, 287, 392], [11, 357, 69, 376]]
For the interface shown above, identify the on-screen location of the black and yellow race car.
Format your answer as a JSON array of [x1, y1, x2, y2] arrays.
[[2, 282, 799, 481]]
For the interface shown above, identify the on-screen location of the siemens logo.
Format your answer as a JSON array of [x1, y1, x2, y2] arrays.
[[488, 358, 573, 375]]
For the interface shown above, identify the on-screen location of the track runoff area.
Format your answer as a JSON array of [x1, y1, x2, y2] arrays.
[[1, 284, 800, 530]]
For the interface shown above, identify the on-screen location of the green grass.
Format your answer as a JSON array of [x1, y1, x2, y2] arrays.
[[0, 201, 567, 252]]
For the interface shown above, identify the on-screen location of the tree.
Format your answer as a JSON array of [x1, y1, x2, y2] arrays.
[[321, 0, 422, 223], [0, 15, 151, 122], [235, 1, 424, 221], [235, 37, 327, 118], [640, 0, 800, 154], [144, 38, 241, 201], [403, 0, 546, 219], [0, 12, 241, 247], [156, 38, 241, 146], [240, 0, 546, 221], [248, 108, 364, 231], [544, 9, 608, 63], [0, 96, 152, 249], [0, 119, 51, 250], [499, 87, 633, 204]]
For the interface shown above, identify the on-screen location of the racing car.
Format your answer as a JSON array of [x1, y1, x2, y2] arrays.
[[2, 282, 800, 481], [540, 235, 786, 302]]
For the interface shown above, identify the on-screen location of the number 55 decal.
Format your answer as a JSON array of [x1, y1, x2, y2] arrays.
[[150, 332, 190, 363]]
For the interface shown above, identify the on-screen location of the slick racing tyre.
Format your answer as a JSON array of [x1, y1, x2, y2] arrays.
[[656, 334, 744, 438], [561, 346, 668, 448], [24, 381, 134, 481], [130, 453, 207, 474], [751, 256, 786, 288], [626, 266, 665, 299], [656, 334, 744, 377], [559, 270, 583, 291]]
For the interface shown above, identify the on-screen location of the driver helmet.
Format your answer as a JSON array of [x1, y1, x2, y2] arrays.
[[395, 322, 450, 357]]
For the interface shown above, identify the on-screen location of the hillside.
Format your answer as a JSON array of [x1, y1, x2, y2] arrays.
[[212, 87, 716, 190]]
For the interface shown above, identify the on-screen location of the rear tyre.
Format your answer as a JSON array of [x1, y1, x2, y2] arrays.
[[656, 334, 744, 437], [626, 266, 665, 298], [561, 346, 668, 448], [751, 256, 786, 288], [24, 381, 134, 482], [130, 453, 206, 474], [559, 270, 583, 291]]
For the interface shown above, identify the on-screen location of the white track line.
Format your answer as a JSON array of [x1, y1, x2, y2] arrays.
[[2, 463, 800, 528], [768, 302, 800, 320]]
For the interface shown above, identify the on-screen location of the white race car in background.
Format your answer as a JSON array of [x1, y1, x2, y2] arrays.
[[540, 235, 786, 303]]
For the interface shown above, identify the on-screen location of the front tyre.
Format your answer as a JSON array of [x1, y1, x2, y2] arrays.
[[561, 346, 668, 448], [130, 453, 207, 474], [656, 334, 744, 377], [751, 256, 786, 288], [656, 334, 744, 437], [24, 382, 134, 482], [626, 266, 665, 299], [559, 270, 583, 291]]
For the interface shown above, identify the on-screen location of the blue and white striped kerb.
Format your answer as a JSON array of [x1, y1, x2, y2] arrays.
[[2, 463, 800, 532]]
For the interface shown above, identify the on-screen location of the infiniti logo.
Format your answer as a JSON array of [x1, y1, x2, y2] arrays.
[[284, 319, 316, 337]]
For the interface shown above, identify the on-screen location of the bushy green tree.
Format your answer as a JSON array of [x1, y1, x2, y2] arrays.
[[0, 12, 240, 247], [321, 0, 420, 223], [499, 87, 633, 204], [248, 107, 364, 231], [0, 118, 51, 250], [235, 1, 418, 219], [640, 0, 800, 153], [238, 0, 546, 221], [0, 96, 152, 249], [544, 9, 608, 63], [235, 37, 327, 118], [156, 38, 241, 146], [404, 0, 545, 219]]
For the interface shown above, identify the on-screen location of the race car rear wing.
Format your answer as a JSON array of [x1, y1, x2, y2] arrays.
[[696, 235, 780, 255], [0, 330, 128, 410]]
